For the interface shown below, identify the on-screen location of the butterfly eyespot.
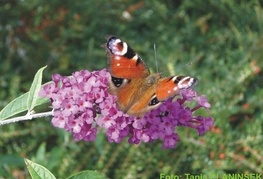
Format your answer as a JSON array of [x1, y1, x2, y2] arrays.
[[111, 76, 124, 87], [107, 37, 128, 56], [149, 95, 160, 106], [111, 76, 130, 87], [174, 76, 198, 89]]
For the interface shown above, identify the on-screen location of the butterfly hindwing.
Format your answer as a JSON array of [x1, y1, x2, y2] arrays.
[[111, 77, 157, 115]]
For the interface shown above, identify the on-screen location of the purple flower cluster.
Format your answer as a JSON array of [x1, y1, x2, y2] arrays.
[[39, 69, 214, 149]]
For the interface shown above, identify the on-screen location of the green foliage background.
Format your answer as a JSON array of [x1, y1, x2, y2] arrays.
[[1, 0, 263, 178]]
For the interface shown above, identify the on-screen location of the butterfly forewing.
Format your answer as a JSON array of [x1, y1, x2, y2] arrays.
[[156, 76, 198, 101], [105, 36, 150, 79]]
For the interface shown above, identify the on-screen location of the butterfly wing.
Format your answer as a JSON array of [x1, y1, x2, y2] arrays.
[[112, 78, 157, 115], [104, 36, 152, 114], [156, 76, 198, 101], [105, 36, 150, 79]]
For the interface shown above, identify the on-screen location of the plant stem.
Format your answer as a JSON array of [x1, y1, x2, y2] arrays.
[[0, 111, 54, 126]]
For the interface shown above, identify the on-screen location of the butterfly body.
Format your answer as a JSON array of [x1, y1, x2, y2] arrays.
[[104, 36, 197, 116]]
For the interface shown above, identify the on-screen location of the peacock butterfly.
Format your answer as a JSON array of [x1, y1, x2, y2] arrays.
[[103, 36, 198, 116]]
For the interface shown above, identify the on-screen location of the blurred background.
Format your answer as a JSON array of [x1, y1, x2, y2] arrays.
[[0, 0, 262, 178]]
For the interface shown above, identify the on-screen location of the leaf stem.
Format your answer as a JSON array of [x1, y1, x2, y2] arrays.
[[0, 111, 54, 126]]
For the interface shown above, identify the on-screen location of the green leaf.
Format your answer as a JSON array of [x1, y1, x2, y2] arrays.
[[0, 66, 51, 120], [24, 158, 56, 179], [66, 170, 108, 179], [27, 66, 47, 112], [0, 91, 49, 120]]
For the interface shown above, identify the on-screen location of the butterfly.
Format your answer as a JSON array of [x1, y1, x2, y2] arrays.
[[103, 36, 198, 116]]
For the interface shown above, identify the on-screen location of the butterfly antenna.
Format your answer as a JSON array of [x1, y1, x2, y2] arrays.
[[154, 44, 159, 73]]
